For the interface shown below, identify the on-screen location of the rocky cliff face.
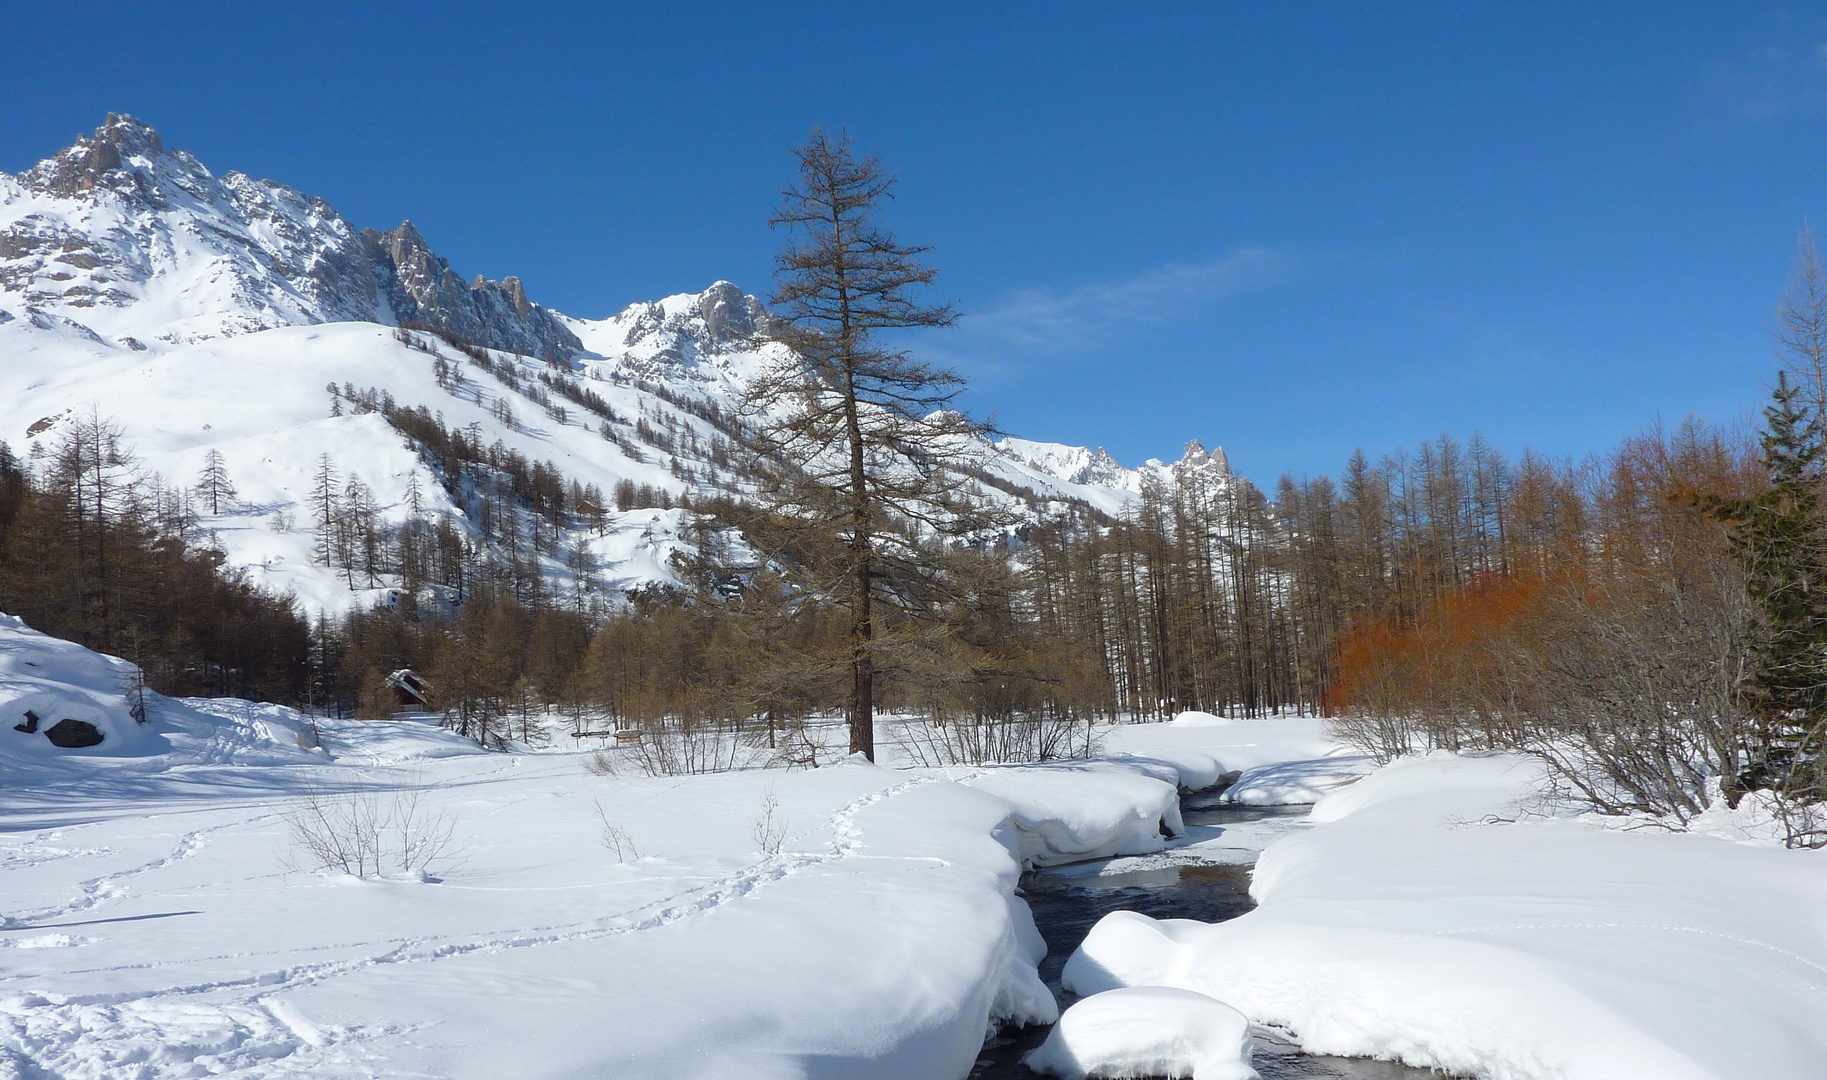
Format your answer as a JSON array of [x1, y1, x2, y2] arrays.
[[364, 221, 580, 359], [0, 114, 577, 356]]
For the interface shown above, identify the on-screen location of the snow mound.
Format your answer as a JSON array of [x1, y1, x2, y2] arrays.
[[1168, 710, 1233, 727], [1024, 986, 1258, 1080], [0, 613, 348, 771], [1218, 754, 1374, 805], [1061, 909, 1208, 996], [966, 762, 1184, 867], [0, 614, 164, 758]]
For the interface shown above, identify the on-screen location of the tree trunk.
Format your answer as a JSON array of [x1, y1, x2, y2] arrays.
[[845, 354, 875, 760]]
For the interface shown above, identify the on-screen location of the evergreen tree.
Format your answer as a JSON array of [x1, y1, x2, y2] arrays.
[[1719, 373, 1827, 797]]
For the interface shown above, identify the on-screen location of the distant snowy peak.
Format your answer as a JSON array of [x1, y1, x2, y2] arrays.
[[994, 436, 1232, 507], [0, 113, 575, 356], [566, 280, 781, 383], [995, 438, 1137, 490], [1, 113, 381, 344]]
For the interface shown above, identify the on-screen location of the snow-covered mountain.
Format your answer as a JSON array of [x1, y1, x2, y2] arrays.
[[0, 116, 1235, 612], [0, 113, 576, 356]]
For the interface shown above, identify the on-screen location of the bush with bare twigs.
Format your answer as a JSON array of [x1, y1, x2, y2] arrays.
[[284, 780, 458, 878]]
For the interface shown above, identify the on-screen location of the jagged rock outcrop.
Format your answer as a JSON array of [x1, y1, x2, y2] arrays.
[[363, 221, 580, 359], [1176, 439, 1230, 478]]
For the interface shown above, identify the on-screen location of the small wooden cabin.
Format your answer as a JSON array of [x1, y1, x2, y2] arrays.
[[384, 669, 433, 710]]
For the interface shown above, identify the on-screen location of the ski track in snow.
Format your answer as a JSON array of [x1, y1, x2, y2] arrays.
[[0, 772, 950, 1078], [5, 823, 226, 929]]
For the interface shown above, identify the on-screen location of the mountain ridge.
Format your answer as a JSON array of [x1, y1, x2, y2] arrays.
[[0, 115, 1235, 612]]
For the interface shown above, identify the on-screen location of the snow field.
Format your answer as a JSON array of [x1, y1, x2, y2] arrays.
[[2, 616, 1314, 1079], [21, 613, 1826, 1080]]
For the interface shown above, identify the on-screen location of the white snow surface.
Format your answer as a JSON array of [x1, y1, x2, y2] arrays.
[[1023, 986, 1257, 1080], [1063, 751, 1827, 1080], [0, 617, 1311, 1080], [13, 617, 1825, 1079]]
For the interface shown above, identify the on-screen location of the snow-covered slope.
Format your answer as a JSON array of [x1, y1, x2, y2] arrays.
[[0, 115, 1236, 613]]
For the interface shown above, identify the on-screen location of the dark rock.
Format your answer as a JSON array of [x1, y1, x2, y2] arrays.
[[43, 718, 103, 748], [697, 281, 769, 348]]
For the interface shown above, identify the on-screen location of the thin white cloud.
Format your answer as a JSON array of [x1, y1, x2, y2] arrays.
[[1702, 35, 1827, 121], [926, 247, 1297, 378]]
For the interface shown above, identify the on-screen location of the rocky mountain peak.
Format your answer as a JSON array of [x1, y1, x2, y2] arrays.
[[21, 113, 173, 200], [93, 113, 165, 159], [601, 282, 773, 376], [1, 112, 584, 356], [697, 281, 769, 348], [363, 220, 581, 359]]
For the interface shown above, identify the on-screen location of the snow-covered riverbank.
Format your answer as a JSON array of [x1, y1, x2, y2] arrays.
[[7, 612, 1826, 1079], [1063, 753, 1827, 1080]]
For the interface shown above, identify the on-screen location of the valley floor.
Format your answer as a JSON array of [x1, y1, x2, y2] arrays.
[[2, 619, 1824, 1079]]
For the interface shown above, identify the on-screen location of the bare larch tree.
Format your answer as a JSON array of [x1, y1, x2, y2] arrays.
[[743, 129, 987, 761], [195, 449, 237, 516]]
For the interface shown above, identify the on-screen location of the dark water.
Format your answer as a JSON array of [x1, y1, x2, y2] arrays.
[[969, 798, 1444, 1079]]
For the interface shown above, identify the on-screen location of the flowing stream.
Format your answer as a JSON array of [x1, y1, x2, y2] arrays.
[[970, 793, 1443, 1079]]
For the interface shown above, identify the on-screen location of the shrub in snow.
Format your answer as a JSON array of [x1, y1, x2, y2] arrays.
[[892, 709, 1100, 766], [603, 716, 762, 776], [752, 787, 787, 855], [285, 781, 457, 879], [1023, 986, 1257, 1080], [592, 800, 642, 861]]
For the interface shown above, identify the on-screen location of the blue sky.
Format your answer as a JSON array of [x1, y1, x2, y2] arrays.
[[7, 2, 1827, 481]]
